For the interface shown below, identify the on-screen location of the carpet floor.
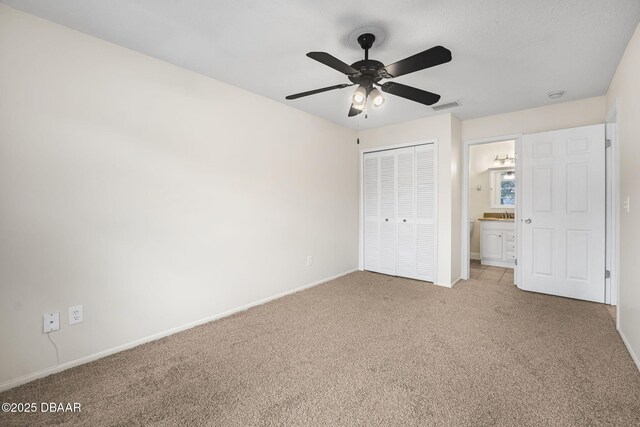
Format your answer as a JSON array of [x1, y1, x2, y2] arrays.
[[1, 269, 639, 426]]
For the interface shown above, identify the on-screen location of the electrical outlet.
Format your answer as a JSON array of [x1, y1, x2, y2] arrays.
[[68, 305, 83, 325], [43, 312, 60, 333], [306, 256, 313, 266]]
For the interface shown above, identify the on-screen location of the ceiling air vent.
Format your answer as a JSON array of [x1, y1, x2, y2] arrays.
[[432, 101, 461, 111]]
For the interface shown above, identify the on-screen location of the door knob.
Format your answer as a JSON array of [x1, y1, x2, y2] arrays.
[[524, 218, 532, 224], [403, 219, 407, 222], [385, 218, 388, 221]]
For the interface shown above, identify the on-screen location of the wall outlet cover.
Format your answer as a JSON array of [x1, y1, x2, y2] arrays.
[[43, 311, 60, 333], [68, 305, 83, 325]]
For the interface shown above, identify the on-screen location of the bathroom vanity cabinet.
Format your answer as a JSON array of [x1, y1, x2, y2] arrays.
[[479, 219, 516, 268]]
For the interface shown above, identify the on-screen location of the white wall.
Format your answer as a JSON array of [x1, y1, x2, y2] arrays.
[[0, 5, 359, 388], [468, 140, 515, 256], [462, 96, 606, 141], [357, 113, 458, 286], [606, 22, 640, 370]]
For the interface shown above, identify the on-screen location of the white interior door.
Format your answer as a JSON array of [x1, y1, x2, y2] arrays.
[[520, 124, 605, 302]]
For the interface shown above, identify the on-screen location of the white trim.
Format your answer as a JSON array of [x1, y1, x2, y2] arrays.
[[618, 328, 640, 373], [359, 139, 438, 154], [605, 99, 620, 308], [470, 251, 481, 260], [461, 134, 522, 283], [358, 139, 438, 283], [514, 136, 523, 287], [433, 277, 462, 289], [434, 281, 453, 288], [450, 277, 463, 287], [0, 269, 357, 392]]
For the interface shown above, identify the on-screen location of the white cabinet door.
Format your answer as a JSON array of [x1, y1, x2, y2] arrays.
[[482, 230, 503, 260], [521, 124, 605, 303], [396, 147, 417, 278]]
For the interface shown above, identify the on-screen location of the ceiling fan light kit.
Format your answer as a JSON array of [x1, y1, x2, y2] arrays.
[[370, 87, 385, 108], [351, 85, 368, 107], [286, 32, 452, 117]]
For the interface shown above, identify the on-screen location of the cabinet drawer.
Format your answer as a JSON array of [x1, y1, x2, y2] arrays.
[[504, 249, 516, 259], [503, 232, 516, 244]]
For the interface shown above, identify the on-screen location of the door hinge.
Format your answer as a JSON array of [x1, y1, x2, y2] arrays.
[[515, 258, 518, 266], [605, 269, 611, 279], [605, 139, 612, 148]]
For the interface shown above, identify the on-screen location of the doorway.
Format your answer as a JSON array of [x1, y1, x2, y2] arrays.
[[462, 135, 522, 285]]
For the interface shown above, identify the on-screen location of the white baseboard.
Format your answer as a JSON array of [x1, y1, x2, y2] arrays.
[[470, 252, 481, 260], [0, 269, 357, 392], [618, 328, 640, 373], [435, 276, 463, 288], [433, 282, 452, 288]]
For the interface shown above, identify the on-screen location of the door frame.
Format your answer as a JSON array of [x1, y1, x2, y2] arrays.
[[358, 139, 438, 283], [461, 134, 523, 286], [606, 99, 620, 310]]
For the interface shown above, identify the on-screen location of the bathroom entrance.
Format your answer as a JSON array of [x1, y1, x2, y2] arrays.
[[466, 139, 517, 284], [462, 135, 522, 284]]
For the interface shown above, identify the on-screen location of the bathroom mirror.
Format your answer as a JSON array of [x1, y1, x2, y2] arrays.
[[489, 168, 515, 208]]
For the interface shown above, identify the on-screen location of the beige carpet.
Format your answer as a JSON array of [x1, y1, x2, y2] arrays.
[[2, 270, 639, 426]]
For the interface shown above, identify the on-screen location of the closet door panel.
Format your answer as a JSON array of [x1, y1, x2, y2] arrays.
[[379, 152, 397, 274], [363, 153, 380, 272], [396, 148, 417, 278], [416, 145, 436, 281]]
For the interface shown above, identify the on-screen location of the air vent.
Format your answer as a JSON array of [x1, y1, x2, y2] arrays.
[[432, 101, 461, 111]]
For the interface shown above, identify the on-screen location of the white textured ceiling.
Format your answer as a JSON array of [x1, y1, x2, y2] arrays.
[[2, 0, 639, 130]]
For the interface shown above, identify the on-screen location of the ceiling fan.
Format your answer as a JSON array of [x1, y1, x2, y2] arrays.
[[285, 33, 452, 117]]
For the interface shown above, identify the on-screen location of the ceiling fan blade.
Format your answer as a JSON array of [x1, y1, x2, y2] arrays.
[[307, 52, 360, 76], [285, 83, 353, 100], [348, 104, 363, 117], [379, 46, 451, 78], [380, 82, 441, 106]]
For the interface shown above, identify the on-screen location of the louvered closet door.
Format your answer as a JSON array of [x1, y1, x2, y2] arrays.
[[363, 144, 436, 281], [415, 144, 436, 281], [378, 151, 397, 275], [363, 153, 380, 272], [396, 147, 417, 278]]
